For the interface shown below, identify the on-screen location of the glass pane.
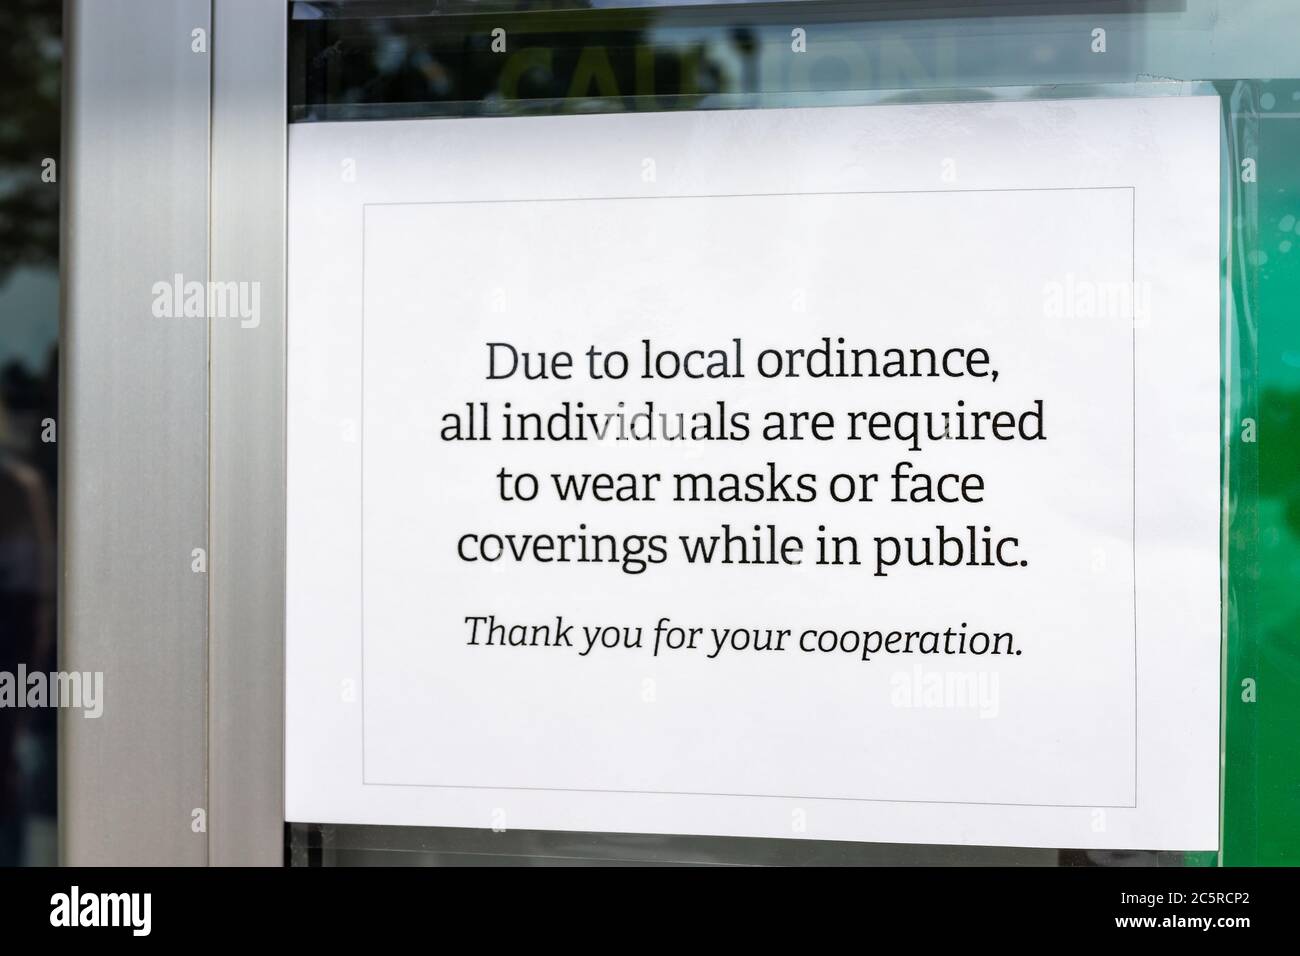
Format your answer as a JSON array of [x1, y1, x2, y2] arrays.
[[285, 0, 1297, 866], [0, 0, 60, 867]]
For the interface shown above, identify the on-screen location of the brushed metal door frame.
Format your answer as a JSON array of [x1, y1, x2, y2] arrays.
[[207, 0, 288, 868], [60, 0, 288, 866], [60, 0, 213, 867]]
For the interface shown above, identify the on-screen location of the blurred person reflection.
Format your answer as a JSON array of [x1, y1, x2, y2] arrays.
[[0, 367, 54, 865]]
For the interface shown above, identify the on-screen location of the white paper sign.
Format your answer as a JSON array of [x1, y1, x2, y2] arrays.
[[286, 96, 1221, 850]]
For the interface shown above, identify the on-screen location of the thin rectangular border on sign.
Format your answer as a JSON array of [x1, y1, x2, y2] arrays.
[[356, 186, 1139, 810]]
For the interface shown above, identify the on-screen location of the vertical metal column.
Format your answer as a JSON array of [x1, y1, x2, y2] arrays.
[[60, 0, 213, 865], [207, 0, 288, 866]]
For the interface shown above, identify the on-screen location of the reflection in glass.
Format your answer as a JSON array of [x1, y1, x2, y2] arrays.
[[0, 0, 59, 867]]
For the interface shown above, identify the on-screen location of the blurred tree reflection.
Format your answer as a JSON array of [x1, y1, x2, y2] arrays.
[[0, 0, 58, 866], [0, 0, 60, 278]]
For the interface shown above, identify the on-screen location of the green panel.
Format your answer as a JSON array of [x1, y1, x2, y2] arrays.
[[1223, 78, 1300, 865]]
